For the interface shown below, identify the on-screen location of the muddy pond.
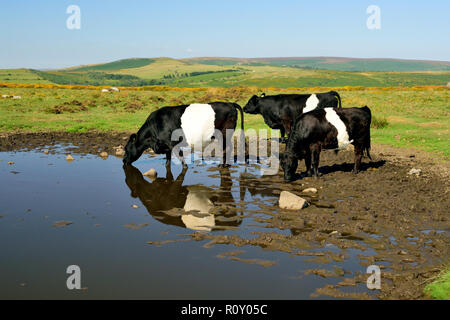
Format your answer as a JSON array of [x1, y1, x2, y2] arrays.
[[0, 137, 448, 299]]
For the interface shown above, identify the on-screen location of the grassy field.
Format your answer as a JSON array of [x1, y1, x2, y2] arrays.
[[0, 69, 52, 84], [0, 84, 448, 157], [425, 266, 450, 300]]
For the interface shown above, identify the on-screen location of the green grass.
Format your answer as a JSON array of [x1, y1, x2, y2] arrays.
[[0, 86, 448, 157], [30, 70, 163, 86], [0, 69, 52, 84], [425, 267, 450, 300], [67, 58, 155, 72]]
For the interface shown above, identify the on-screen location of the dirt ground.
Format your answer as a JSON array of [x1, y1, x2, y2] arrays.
[[0, 131, 449, 299]]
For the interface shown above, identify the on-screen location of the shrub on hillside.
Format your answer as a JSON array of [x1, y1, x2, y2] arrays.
[[372, 116, 389, 129]]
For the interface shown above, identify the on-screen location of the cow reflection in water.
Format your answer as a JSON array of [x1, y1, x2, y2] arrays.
[[123, 165, 242, 231]]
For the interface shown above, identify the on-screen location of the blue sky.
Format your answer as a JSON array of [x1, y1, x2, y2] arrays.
[[0, 0, 449, 68]]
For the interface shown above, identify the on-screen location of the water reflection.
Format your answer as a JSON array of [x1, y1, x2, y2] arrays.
[[123, 164, 243, 231]]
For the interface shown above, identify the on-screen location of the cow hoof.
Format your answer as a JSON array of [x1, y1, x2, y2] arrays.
[[352, 169, 360, 174]]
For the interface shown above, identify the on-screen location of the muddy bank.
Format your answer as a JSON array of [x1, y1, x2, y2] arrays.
[[1, 131, 449, 299], [0, 131, 134, 155]]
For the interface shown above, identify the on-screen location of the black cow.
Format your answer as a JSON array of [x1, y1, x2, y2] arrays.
[[243, 91, 341, 142], [123, 102, 244, 166], [280, 106, 372, 181]]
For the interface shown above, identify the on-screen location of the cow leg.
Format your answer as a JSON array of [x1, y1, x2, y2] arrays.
[[279, 126, 286, 143], [166, 163, 174, 181], [353, 144, 363, 174], [311, 144, 322, 178], [165, 151, 172, 167], [284, 120, 292, 138], [179, 149, 187, 168], [305, 148, 312, 177], [219, 120, 235, 167], [221, 129, 230, 167], [280, 120, 292, 144], [176, 165, 188, 182]]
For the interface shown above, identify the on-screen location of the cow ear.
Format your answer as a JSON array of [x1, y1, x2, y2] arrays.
[[128, 133, 137, 143], [260, 92, 266, 97]]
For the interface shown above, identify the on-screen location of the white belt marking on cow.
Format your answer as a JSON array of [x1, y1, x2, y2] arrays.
[[303, 94, 319, 113], [324, 108, 353, 149], [180, 103, 216, 147], [182, 186, 215, 231]]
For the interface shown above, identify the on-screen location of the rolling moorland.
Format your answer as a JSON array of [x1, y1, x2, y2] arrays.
[[0, 57, 449, 88]]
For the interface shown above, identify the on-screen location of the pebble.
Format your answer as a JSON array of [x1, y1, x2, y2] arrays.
[[408, 168, 421, 176], [143, 169, 157, 177]]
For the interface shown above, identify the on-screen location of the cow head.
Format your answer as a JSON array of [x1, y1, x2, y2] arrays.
[[123, 133, 144, 165], [243, 93, 264, 114], [280, 152, 298, 181]]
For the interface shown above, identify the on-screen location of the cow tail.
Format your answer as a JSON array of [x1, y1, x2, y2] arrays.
[[330, 90, 342, 108], [362, 106, 372, 160], [234, 103, 247, 162], [234, 103, 244, 131]]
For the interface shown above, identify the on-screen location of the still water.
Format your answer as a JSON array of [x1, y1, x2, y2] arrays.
[[0, 146, 373, 299]]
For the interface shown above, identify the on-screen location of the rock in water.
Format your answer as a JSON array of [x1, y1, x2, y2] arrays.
[[65, 155, 74, 162], [116, 150, 125, 157], [100, 151, 108, 158], [114, 147, 125, 156], [143, 169, 157, 177], [52, 221, 73, 228], [408, 168, 421, 176], [303, 187, 318, 193], [279, 191, 309, 210]]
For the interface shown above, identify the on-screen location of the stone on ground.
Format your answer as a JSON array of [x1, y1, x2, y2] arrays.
[[279, 191, 309, 210]]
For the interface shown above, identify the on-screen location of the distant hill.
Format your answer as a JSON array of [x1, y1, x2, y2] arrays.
[[65, 58, 155, 72], [184, 57, 450, 72], [1, 57, 449, 88]]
